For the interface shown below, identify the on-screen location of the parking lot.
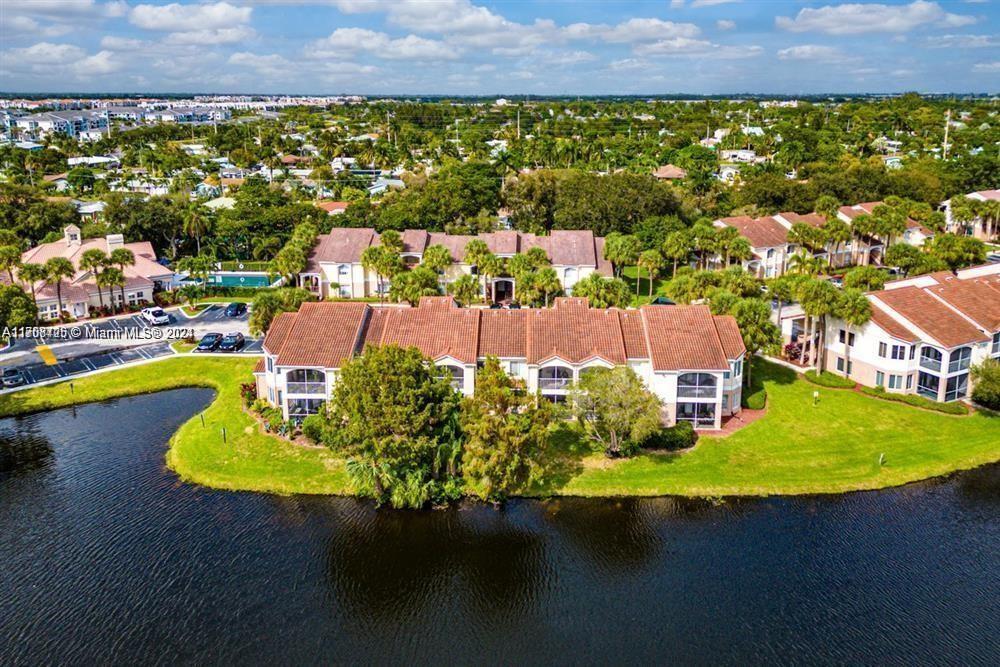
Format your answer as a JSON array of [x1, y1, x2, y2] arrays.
[[13, 341, 176, 387]]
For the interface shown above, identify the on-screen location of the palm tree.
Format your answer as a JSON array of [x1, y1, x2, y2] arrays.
[[18, 262, 47, 324], [836, 288, 871, 379], [478, 253, 505, 303], [45, 257, 75, 320], [183, 205, 211, 255], [0, 245, 21, 283], [662, 230, 692, 276], [109, 247, 135, 309], [98, 268, 125, 315], [798, 278, 839, 370], [532, 267, 562, 307], [79, 249, 110, 313], [637, 249, 664, 301], [361, 246, 388, 303], [447, 274, 480, 306]]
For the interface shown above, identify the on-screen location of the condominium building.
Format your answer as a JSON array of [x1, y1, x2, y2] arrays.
[[299, 229, 613, 302], [253, 297, 746, 429], [822, 263, 1000, 402]]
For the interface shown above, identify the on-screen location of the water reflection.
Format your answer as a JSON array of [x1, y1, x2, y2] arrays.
[[0, 419, 54, 476]]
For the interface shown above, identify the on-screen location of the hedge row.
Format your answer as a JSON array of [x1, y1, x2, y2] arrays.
[[804, 370, 857, 389], [859, 386, 968, 415]]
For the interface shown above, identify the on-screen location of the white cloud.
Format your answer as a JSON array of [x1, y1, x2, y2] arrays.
[[129, 2, 252, 31], [4, 0, 124, 18], [776, 1, 975, 35], [635, 37, 762, 59], [310, 28, 457, 60], [0, 41, 121, 79], [566, 18, 701, 43], [669, 0, 741, 6], [716, 20, 736, 31], [607, 58, 650, 71], [972, 61, 1000, 72], [228, 51, 294, 77], [165, 26, 257, 45], [925, 34, 997, 48], [73, 50, 122, 75], [777, 45, 855, 63], [100, 36, 148, 50]]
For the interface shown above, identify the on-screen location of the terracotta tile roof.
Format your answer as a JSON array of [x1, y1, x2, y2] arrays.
[[640, 304, 731, 371], [479, 309, 528, 358], [653, 164, 687, 179], [778, 211, 826, 228], [867, 304, 920, 343], [271, 302, 369, 367], [265, 299, 740, 373], [713, 315, 747, 359], [717, 215, 789, 249], [253, 358, 265, 373], [315, 201, 349, 214], [526, 298, 626, 364], [308, 229, 606, 268], [618, 310, 649, 359], [838, 202, 932, 235], [926, 279, 1000, 332], [871, 286, 989, 348]]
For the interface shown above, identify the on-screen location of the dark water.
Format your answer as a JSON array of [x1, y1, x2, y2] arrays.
[[1, 390, 999, 666]]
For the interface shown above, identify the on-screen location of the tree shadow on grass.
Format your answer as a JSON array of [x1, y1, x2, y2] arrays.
[[526, 422, 591, 495], [754, 357, 797, 386]]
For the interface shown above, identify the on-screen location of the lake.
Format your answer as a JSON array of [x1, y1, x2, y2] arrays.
[[1, 389, 998, 665]]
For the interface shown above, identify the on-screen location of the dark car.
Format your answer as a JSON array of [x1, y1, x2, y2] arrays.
[[225, 302, 247, 317], [218, 332, 245, 352], [196, 333, 224, 352], [1, 368, 25, 387]]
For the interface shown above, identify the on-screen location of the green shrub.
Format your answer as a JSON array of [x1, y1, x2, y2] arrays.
[[301, 414, 326, 444], [645, 421, 697, 450], [804, 370, 856, 389], [859, 386, 968, 415], [741, 371, 767, 409], [971, 358, 1000, 411]]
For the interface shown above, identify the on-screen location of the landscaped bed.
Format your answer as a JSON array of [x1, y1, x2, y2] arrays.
[[0, 357, 997, 498]]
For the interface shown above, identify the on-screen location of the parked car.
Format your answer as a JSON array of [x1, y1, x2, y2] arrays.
[[218, 332, 245, 352], [196, 333, 224, 352], [224, 302, 247, 317], [140, 307, 170, 325], [2, 368, 25, 387]]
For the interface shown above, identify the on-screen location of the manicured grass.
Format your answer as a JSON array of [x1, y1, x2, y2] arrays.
[[858, 385, 968, 415], [1, 357, 997, 499], [527, 360, 1000, 497], [0, 357, 349, 495], [621, 265, 672, 307], [804, 369, 857, 389], [170, 340, 197, 353]]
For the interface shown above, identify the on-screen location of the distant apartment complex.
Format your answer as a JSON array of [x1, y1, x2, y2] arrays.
[[822, 263, 1000, 403], [254, 296, 746, 429], [300, 229, 613, 301], [943, 189, 1000, 241], [715, 201, 934, 278]]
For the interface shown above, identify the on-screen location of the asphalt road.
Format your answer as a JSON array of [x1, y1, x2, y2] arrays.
[[0, 304, 261, 379]]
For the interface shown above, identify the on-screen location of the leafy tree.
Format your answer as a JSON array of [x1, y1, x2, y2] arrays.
[[662, 229, 692, 275], [884, 243, 923, 276], [460, 357, 552, 501], [0, 284, 36, 332], [570, 272, 631, 308], [421, 244, 452, 273], [0, 245, 21, 284], [924, 233, 986, 270], [730, 298, 781, 387], [603, 232, 641, 278], [248, 287, 314, 335], [970, 359, 1000, 411], [447, 274, 481, 305], [636, 249, 665, 299], [18, 262, 47, 323], [843, 265, 888, 291], [389, 266, 441, 305], [321, 345, 460, 508], [571, 366, 662, 457], [66, 167, 95, 193]]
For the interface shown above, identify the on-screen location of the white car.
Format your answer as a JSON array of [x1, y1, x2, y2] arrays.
[[140, 307, 170, 326]]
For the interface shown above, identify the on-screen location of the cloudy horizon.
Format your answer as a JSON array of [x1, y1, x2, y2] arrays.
[[1, 0, 997, 95]]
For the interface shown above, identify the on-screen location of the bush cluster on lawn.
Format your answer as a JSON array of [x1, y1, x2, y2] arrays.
[[859, 386, 968, 415], [250, 398, 292, 433], [971, 359, 1000, 411], [741, 373, 767, 409], [644, 421, 697, 450], [804, 370, 857, 389]]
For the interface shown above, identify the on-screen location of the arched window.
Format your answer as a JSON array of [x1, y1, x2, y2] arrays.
[[539, 365, 573, 393], [920, 346, 943, 372], [677, 372, 717, 399], [948, 346, 972, 374], [436, 364, 464, 390], [286, 369, 326, 394], [337, 264, 351, 296], [563, 267, 578, 293]]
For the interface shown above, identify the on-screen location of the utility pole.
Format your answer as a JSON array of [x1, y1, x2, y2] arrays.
[[942, 109, 951, 160]]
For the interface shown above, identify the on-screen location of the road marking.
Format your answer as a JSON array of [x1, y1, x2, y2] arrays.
[[81, 358, 96, 371], [110, 353, 123, 365], [136, 347, 152, 359], [36, 345, 58, 365], [24, 369, 35, 383]]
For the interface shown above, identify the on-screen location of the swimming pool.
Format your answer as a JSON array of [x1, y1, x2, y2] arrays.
[[206, 272, 277, 288]]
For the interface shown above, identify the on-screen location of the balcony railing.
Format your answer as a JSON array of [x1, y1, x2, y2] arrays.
[[948, 358, 970, 374], [677, 386, 717, 399], [286, 382, 326, 395], [539, 378, 573, 391], [919, 357, 941, 372]]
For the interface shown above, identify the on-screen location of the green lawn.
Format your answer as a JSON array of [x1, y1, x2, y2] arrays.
[[0, 357, 349, 495], [529, 361, 1000, 496], [620, 265, 672, 307], [0, 357, 997, 498]]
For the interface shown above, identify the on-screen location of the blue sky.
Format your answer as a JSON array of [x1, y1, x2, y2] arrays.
[[1, 1, 997, 94]]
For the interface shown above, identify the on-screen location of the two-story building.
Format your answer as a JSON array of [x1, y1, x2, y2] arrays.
[[253, 297, 746, 429], [942, 189, 999, 242], [822, 264, 1000, 402], [299, 229, 613, 302], [18, 225, 173, 320]]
